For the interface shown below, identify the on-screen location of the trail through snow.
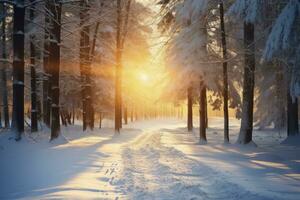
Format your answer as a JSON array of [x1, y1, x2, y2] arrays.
[[0, 119, 299, 199]]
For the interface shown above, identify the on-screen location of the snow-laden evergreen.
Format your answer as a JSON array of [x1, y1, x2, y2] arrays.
[[263, 0, 300, 99], [227, 0, 264, 23]]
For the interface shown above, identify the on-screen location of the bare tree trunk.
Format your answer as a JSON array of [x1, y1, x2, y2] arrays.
[[1, 3, 9, 128], [30, 0, 38, 132], [187, 86, 193, 131], [135, 108, 138, 121], [219, 1, 229, 143], [99, 112, 102, 129], [0, 110, 2, 128], [287, 89, 299, 136], [237, 22, 255, 144], [131, 107, 133, 122], [275, 63, 285, 130], [80, 0, 93, 131], [60, 110, 67, 127], [124, 106, 128, 125], [205, 99, 208, 128], [43, 0, 51, 127], [49, 0, 61, 140], [199, 81, 207, 143], [115, 0, 122, 132], [12, 0, 25, 140], [72, 104, 75, 124]]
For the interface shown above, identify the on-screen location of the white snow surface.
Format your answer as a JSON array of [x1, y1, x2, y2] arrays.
[[0, 118, 300, 200]]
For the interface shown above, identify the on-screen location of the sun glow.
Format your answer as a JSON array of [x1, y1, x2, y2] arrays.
[[139, 72, 149, 83]]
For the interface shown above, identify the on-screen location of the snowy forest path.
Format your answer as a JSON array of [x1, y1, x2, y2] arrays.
[[114, 126, 282, 200], [1, 120, 299, 200]]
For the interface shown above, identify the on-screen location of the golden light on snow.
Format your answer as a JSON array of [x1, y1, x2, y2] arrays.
[[251, 160, 290, 170]]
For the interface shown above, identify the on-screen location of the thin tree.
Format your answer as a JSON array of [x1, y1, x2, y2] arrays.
[[30, 0, 38, 132], [287, 79, 299, 136], [187, 86, 193, 131], [237, 21, 255, 144], [199, 81, 207, 143], [1, 3, 9, 128], [219, 0, 229, 143], [124, 106, 128, 125], [115, 0, 122, 132], [12, 0, 25, 140], [49, 0, 61, 140]]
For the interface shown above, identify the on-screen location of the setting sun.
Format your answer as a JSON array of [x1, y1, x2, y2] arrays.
[[139, 72, 149, 83]]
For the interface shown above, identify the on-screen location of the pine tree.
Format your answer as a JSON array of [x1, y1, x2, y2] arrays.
[[263, 0, 300, 137]]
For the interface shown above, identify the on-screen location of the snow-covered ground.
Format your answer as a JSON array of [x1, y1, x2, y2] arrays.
[[0, 118, 299, 200]]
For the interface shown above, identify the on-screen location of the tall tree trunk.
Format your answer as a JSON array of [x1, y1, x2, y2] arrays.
[[275, 63, 285, 130], [237, 22, 255, 144], [43, 0, 51, 127], [99, 112, 102, 129], [219, 1, 229, 143], [80, 0, 93, 131], [49, 0, 61, 140], [287, 90, 299, 136], [1, 3, 9, 128], [131, 107, 133, 122], [0, 110, 2, 128], [135, 108, 138, 121], [124, 106, 128, 124], [72, 104, 75, 124], [187, 86, 193, 131], [30, 0, 38, 132], [115, 0, 122, 132], [205, 98, 208, 128], [13, 0, 25, 140], [199, 81, 207, 143]]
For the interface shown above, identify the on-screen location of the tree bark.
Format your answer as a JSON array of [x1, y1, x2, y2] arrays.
[[187, 86, 193, 131], [124, 106, 128, 125], [49, 0, 61, 140], [0, 110, 2, 128], [237, 22, 255, 144], [131, 107, 133, 122], [219, 1, 229, 143], [12, 0, 25, 140], [80, 0, 94, 131], [1, 3, 9, 128], [72, 104, 75, 124], [115, 0, 122, 132], [287, 91, 299, 136], [199, 81, 207, 143], [30, 0, 38, 132], [99, 112, 102, 129], [43, 0, 51, 127], [275, 63, 285, 130]]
